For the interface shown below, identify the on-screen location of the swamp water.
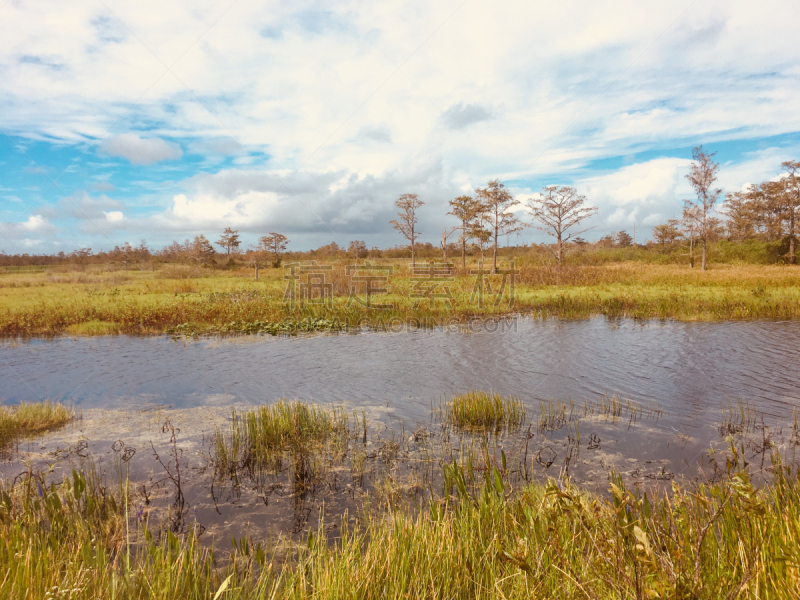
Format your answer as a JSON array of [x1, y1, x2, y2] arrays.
[[1, 317, 799, 545]]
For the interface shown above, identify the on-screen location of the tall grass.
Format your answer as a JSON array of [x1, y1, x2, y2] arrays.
[[443, 391, 526, 430], [0, 401, 73, 448], [1, 449, 798, 598], [214, 401, 351, 478], [3, 263, 800, 337]]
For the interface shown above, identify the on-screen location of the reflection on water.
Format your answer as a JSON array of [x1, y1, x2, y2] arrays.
[[2, 318, 799, 430]]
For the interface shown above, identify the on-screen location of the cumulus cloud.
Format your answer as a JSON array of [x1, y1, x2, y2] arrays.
[[440, 103, 493, 130], [100, 134, 182, 165]]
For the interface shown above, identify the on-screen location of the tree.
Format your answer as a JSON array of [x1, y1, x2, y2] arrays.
[[112, 242, 135, 270], [652, 220, 683, 245], [215, 227, 241, 255], [527, 186, 597, 265], [348, 240, 368, 259], [779, 161, 800, 264], [259, 233, 289, 267], [721, 190, 761, 242], [190, 235, 215, 266], [474, 180, 523, 273], [614, 231, 633, 247], [681, 206, 701, 268], [447, 195, 483, 268], [684, 146, 722, 270], [440, 227, 459, 264], [390, 193, 424, 266]]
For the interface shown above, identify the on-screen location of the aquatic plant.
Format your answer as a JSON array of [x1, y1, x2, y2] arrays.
[[0, 401, 73, 448], [443, 391, 525, 430]]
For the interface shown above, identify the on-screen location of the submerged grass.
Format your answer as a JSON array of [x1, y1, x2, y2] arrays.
[[443, 391, 526, 430], [0, 401, 74, 448], [1, 448, 799, 598]]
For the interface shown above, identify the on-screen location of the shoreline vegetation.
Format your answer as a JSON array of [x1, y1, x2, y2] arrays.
[[1, 399, 799, 598], [2, 252, 800, 338]]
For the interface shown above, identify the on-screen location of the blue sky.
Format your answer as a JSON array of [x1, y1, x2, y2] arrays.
[[2, 0, 800, 253]]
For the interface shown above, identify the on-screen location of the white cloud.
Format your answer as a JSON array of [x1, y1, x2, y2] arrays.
[[104, 210, 124, 222], [101, 134, 182, 165], [21, 214, 49, 231]]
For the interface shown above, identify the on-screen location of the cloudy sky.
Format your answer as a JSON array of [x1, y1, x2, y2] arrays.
[[2, 0, 800, 253]]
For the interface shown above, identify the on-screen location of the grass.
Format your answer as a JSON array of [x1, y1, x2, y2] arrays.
[[1, 447, 799, 598], [0, 401, 74, 448], [443, 391, 526, 430], [2, 261, 800, 337], [213, 401, 352, 479]]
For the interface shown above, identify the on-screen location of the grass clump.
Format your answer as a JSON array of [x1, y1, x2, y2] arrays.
[[0, 401, 74, 447], [443, 391, 525, 430], [214, 400, 350, 478]]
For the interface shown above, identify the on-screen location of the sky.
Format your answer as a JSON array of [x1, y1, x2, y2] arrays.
[[2, 0, 800, 253]]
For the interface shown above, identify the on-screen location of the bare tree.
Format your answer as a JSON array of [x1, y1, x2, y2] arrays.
[[475, 180, 523, 273], [215, 227, 241, 255], [681, 205, 701, 268], [684, 146, 722, 270], [448, 195, 482, 268], [390, 193, 424, 267], [527, 186, 597, 265], [440, 227, 459, 264], [259, 232, 289, 267], [780, 161, 800, 264]]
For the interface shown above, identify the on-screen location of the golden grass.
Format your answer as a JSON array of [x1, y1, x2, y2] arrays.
[[0, 401, 74, 446], [1, 261, 800, 336], [443, 390, 526, 430]]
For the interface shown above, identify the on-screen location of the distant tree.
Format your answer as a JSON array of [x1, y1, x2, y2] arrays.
[[190, 235, 215, 266], [447, 195, 483, 268], [614, 231, 633, 247], [390, 193, 424, 267], [474, 180, 523, 273], [572, 237, 588, 246], [71, 248, 93, 270], [527, 186, 597, 265], [112, 241, 135, 270], [681, 205, 702, 268], [778, 161, 800, 264], [440, 227, 459, 264], [215, 227, 241, 255], [652, 220, 683, 245], [684, 146, 722, 270], [721, 190, 761, 242], [315, 242, 343, 258], [259, 233, 289, 267], [348, 240, 368, 259]]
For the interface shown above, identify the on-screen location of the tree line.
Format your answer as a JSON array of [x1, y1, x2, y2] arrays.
[[2, 147, 798, 270]]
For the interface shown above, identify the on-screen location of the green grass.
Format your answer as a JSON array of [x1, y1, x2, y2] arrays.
[[214, 401, 351, 478], [1, 449, 799, 598], [3, 261, 800, 337], [0, 401, 74, 448], [443, 391, 526, 430]]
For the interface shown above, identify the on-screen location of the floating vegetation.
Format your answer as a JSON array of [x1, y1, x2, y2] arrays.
[[0, 401, 74, 449], [441, 391, 526, 431]]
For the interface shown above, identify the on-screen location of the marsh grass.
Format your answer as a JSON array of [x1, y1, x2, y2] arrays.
[[2, 446, 799, 598], [4, 263, 800, 337], [442, 391, 526, 431], [0, 401, 74, 448], [214, 401, 353, 480]]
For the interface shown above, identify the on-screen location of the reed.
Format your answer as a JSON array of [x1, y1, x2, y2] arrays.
[[443, 391, 526, 430], [0, 401, 73, 448], [1, 450, 798, 598], [213, 401, 350, 478]]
